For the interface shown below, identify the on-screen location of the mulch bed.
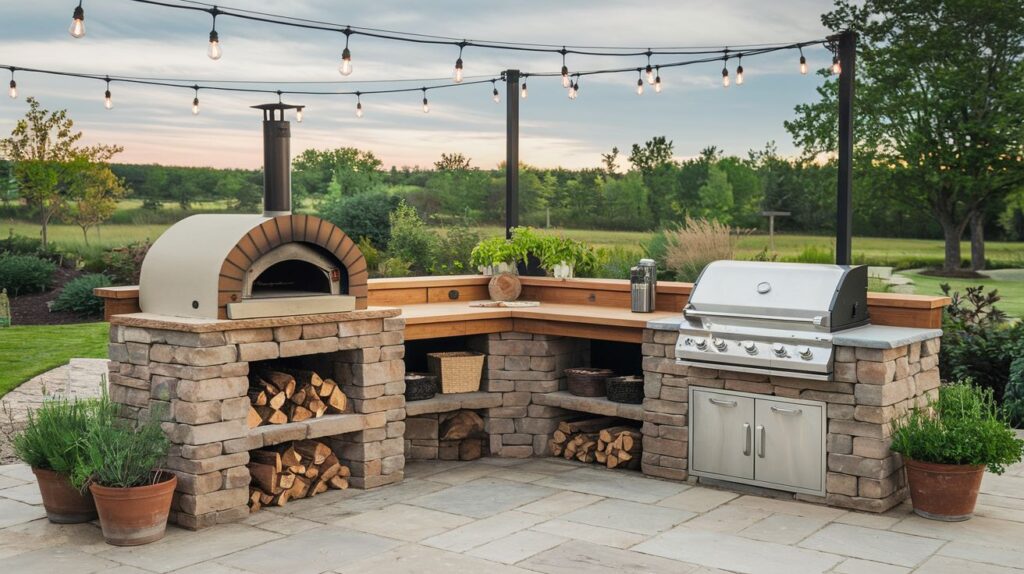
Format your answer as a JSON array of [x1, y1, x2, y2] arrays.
[[9, 266, 87, 325]]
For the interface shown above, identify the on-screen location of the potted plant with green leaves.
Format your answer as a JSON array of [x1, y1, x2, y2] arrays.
[[536, 235, 598, 279], [470, 235, 519, 276], [890, 381, 1023, 521], [72, 408, 175, 546], [12, 393, 116, 523]]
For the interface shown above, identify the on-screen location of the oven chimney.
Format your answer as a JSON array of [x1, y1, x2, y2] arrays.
[[252, 102, 303, 217]]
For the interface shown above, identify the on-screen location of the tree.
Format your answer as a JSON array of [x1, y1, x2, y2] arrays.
[[0, 97, 123, 247], [292, 148, 383, 202], [434, 152, 472, 171], [697, 164, 735, 223], [67, 165, 128, 244], [786, 0, 1024, 272], [628, 136, 675, 173], [601, 147, 620, 175]]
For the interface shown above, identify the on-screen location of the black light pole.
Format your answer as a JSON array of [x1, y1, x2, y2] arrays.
[[505, 69, 520, 239], [834, 30, 856, 265]]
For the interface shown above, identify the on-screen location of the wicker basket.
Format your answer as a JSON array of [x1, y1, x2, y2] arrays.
[[404, 372, 439, 402], [566, 368, 614, 397], [427, 351, 485, 393], [606, 375, 644, 404]]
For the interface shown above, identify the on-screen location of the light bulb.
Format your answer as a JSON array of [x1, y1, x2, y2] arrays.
[[208, 31, 222, 60], [104, 89, 112, 110], [355, 102, 363, 118], [296, 108, 303, 123], [645, 65, 655, 85], [832, 56, 841, 75], [520, 81, 527, 99], [192, 97, 199, 115], [722, 66, 730, 88], [561, 65, 570, 88], [69, 5, 85, 38], [636, 78, 644, 96], [736, 65, 744, 86], [422, 97, 429, 113], [567, 82, 576, 100], [8, 80, 16, 99], [454, 58, 463, 83], [800, 55, 808, 75], [339, 47, 352, 76], [654, 75, 662, 93], [492, 87, 500, 104]]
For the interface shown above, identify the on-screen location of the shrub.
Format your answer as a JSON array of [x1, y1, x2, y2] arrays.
[[0, 254, 57, 296], [13, 391, 118, 475], [318, 189, 401, 248], [1002, 357, 1024, 429], [431, 223, 479, 275], [101, 241, 151, 285], [0, 232, 46, 256], [663, 217, 746, 282], [590, 246, 643, 279], [782, 244, 835, 264], [387, 201, 436, 273], [357, 237, 381, 277], [51, 274, 112, 317], [72, 406, 170, 489], [889, 381, 1023, 474]]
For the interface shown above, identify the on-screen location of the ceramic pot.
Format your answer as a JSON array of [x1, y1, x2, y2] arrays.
[[32, 467, 98, 523], [90, 472, 177, 546], [904, 458, 985, 521]]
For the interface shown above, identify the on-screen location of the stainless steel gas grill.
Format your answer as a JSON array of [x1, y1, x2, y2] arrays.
[[676, 261, 868, 381]]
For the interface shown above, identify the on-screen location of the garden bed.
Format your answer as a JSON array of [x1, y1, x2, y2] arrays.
[[9, 266, 87, 325]]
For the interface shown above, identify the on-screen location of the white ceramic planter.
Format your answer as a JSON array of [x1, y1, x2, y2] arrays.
[[479, 262, 516, 276], [552, 261, 574, 279]]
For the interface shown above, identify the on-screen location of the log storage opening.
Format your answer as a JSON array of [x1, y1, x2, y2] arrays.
[[247, 368, 349, 428], [549, 416, 641, 470], [247, 439, 351, 512], [441, 410, 487, 461]]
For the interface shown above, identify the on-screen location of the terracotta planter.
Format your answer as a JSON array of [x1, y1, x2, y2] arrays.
[[32, 467, 97, 524], [90, 472, 177, 546], [904, 458, 986, 521]]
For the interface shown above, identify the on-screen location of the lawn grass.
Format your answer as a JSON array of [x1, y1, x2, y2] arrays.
[[0, 323, 109, 399], [902, 270, 1024, 319]]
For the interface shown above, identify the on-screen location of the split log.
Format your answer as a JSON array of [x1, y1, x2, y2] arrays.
[[248, 389, 268, 407], [294, 440, 332, 465], [249, 489, 262, 513], [255, 406, 287, 425], [440, 410, 485, 440], [328, 476, 349, 490], [250, 450, 282, 472], [459, 438, 483, 461], [261, 371, 297, 398], [248, 439, 352, 512], [247, 406, 264, 429], [278, 472, 296, 490], [288, 404, 314, 423], [557, 417, 621, 435], [248, 463, 279, 493]]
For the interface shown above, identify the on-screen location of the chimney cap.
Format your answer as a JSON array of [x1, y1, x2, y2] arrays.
[[251, 102, 304, 111]]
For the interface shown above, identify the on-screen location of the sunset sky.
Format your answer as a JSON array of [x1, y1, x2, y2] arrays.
[[0, 1, 836, 170]]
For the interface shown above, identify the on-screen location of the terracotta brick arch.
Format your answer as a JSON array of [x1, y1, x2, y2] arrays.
[[216, 214, 368, 318]]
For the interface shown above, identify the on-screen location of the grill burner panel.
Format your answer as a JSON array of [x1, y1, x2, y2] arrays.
[[677, 261, 868, 380]]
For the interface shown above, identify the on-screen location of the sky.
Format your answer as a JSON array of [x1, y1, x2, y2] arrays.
[[0, 1, 838, 170]]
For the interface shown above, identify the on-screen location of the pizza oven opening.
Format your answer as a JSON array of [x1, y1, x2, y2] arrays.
[[245, 243, 348, 300]]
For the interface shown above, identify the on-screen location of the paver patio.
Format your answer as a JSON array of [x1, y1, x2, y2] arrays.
[[2, 450, 1023, 574]]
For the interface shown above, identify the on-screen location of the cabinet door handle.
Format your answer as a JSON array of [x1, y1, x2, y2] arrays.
[[757, 425, 765, 458], [709, 398, 737, 407], [743, 423, 751, 456], [770, 406, 802, 416]]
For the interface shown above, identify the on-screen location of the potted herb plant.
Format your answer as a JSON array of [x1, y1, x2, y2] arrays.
[[13, 393, 115, 523], [469, 235, 519, 275], [73, 409, 175, 546], [536, 235, 597, 279], [889, 381, 1024, 521]]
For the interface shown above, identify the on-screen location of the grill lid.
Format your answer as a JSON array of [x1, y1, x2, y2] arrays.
[[685, 261, 868, 331]]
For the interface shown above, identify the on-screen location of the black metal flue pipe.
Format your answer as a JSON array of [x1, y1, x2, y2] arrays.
[[252, 103, 302, 216]]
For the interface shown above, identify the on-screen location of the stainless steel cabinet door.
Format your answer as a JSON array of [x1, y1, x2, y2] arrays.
[[691, 389, 754, 480], [753, 397, 824, 493]]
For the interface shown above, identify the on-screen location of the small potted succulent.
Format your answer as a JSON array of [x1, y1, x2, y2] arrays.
[[13, 393, 116, 523], [72, 408, 175, 546], [890, 381, 1023, 521]]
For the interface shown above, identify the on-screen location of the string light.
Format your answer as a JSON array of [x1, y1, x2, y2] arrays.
[[520, 80, 527, 99], [454, 42, 465, 83], [355, 92, 363, 117], [560, 49, 570, 88], [296, 105, 304, 122], [421, 87, 429, 113], [831, 54, 841, 75], [7, 69, 15, 99], [191, 85, 199, 115], [567, 75, 577, 100], [721, 57, 730, 88], [799, 47, 808, 75], [491, 80, 500, 104], [635, 69, 644, 95], [645, 52, 655, 84], [736, 56, 744, 86], [339, 29, 353, 76], [654, 66, 662, 93], [103, 77, 112, 109], [69, 1, 85, 38], [207, 9, 222, 60]]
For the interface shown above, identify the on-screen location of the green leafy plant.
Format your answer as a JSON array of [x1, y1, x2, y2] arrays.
[[1004, 357, 1024, 429], [0, 254, 57, 296], [470, 236, 520, 269], [535, 234, 598, 275], [101, 240, 151, 285], [13, 390, 117, 475], [318, 188, 401, 248], [72, 406, 170, 489], [51, 273, 112, 317], [890, 381, 1024, 474], [387, 201, 436, 273]]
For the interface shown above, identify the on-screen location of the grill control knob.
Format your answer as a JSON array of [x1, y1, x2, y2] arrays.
[[693, 337, 708, 351], [797, 345, 813, 360], [772, 343, 788, 357], [712, 337, 728, 352], [742, 341, 758, 355]]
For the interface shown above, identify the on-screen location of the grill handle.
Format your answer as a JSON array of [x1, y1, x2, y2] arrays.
[[743, 423, 751, 456], [708, 398, 737, 408], [685, 308, 827, 327], [757, 425, 766, 458]]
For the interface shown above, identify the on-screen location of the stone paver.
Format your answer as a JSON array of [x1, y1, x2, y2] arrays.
[[0, 456, 1022, 573]]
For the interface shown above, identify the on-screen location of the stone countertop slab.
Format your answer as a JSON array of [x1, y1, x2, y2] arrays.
[[832, 325, 942, 349], [646, 317, 684, 331]]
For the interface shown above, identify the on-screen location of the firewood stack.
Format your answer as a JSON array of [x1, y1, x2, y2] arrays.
[[247, 439, 350, 512], [549, 417, 642, 470], [439, 410, 486, 461], [247, 369, 348, 428]]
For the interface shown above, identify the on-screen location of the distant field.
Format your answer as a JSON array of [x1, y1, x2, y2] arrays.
[[902, 270, 1024, 319]]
